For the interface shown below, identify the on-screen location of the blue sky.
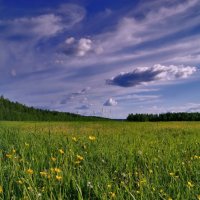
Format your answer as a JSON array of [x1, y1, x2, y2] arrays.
[[0, 0, 200, 118]]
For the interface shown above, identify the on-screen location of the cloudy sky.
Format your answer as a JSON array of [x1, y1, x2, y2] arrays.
[[0, 0, 200, 118]]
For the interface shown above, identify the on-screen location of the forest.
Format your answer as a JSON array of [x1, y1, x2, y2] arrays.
[[127, 112, 200, 121], [0, 96, 107, 121]]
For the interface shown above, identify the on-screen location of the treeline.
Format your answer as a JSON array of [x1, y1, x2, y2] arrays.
[[127, 112, 200, 121], [0, 96, 108, 121]]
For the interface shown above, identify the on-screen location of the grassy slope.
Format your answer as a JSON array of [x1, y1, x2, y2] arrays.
[[0, 121, 199, 199]]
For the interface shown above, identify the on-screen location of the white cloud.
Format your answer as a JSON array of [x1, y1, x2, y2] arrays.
[[77, 38, 93, 57], [104, 98, 117, 106], [62, 37, 93, 57], [0, 3, 86, 39]]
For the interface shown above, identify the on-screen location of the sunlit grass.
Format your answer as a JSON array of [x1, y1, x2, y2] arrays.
[[0, 121, 199, 199]]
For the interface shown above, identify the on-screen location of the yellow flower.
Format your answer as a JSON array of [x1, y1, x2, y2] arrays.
[[77, 155, 84, 161], [58, 149, 64, 154], [107, 184, 111, 189], [187, 181, 194, 188], [51, 157, 56, 162], [26, 169, 34, 175], [12, 149, 16, 154], [72, 137, 78, 142], [109, 192, 116, 198], [54, 168, 62, 173], [89, 136, 96, 141], [169, 172, 175, 176], [197, 195, 200, 200], [0, 186, 3, 193], [6, 154, 12, 159], [40, 171, 48, 177], [16, 180, 23, 185], [75, 160, 81, 165], [56, 175, 62, 181], [168, 197, 173, 200]]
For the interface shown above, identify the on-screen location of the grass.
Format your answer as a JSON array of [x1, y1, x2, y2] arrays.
[[0, 121, 199, 200]]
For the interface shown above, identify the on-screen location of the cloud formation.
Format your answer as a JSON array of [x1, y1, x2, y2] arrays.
[[0, 3, 85, 39], [104, 98, 117, 106], [106, 64, 197, 87], [62, 37, 93, 57]]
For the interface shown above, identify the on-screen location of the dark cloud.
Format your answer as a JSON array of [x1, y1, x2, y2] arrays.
[[106, 64, 196, 87]]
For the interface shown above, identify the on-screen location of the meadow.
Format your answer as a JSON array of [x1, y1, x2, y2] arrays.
[[0, 121, 199, 200]]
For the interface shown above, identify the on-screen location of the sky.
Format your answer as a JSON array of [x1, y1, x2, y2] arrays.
[[0, 0, 200, 119]]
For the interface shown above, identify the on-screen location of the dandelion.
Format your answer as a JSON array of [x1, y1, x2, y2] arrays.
[[6, 154, 12, 159], [109, 192, 116, 198], [51, 157, 56, 162], [58, 149, 64, 154], [75, 160, 81, 165], [89, 136, 96, 141], [54, 168, 62, 173], [187, 181, 194, 188], [72, 137, 77, 142], [77, 155, 84, 161], [12, 149, 16, 154], [56, 175, 62, 181], [40, 171, 48, 177], [169, 172, 175, 176], [16, 180, 23, 185], [0, 186, 2, 193], [26, 169, 34, 175]]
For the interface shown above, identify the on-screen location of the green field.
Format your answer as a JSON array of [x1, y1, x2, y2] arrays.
[[0, 121, 199, 200]]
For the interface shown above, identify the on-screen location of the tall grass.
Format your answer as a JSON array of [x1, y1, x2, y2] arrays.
[[0, 121, 199, 199]]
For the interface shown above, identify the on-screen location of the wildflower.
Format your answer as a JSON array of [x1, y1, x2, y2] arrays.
[[89, 136, 96, 141], [169, 172, 175, 176], [187, 181, 194, 188], [77, 155, 84, 161], [72, 137, 77, 142], [197, 195, 200, 200], [12, 149, 16, 154], [6, 154, 12, 159], [26, 169, 34, 175], [168, 197, 173, 200], [56, 175, 62, 181], [75, 160, 81, 165], [0, 186, 2, 193], [40, 171, 48, 177], [54, 168, 62, 173], [16, 180, 23, 185], [58, 149, 64, 154], [51, 157, 56, 162], [109, 192, 116, 198], [107, 184, 111, 189]]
